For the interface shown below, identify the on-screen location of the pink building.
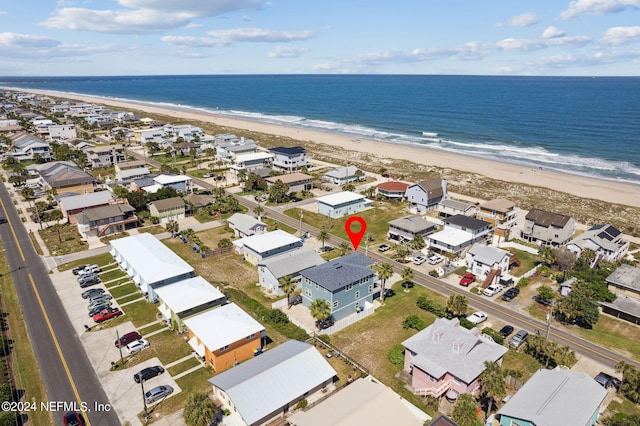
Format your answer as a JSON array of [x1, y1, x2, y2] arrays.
[[402, 317, 507, 399]]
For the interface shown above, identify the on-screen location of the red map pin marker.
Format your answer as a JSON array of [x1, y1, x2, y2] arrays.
[[345, 216, 367, 250]]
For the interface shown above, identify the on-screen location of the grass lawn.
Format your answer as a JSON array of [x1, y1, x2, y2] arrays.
[[140, 322, 169, 335], [100, 269, 127, 283], [0, 241, 52, 425], [109, 283, 139, 299], [105, 277, 132, 289], [507, 248, 540, 276], [263, 217, 297, 235], [501, 349, 541, 383], [57, 252, 114, 272], [138, 224, 166, 235], [575, 315, 640, 361], [38, 224, 88, 256], [166, 357, 202, 377], [284, 200, 408, 245], [604, 396, 640, 419], [117, 293, 144, 304], [96, 300, 159, 330]]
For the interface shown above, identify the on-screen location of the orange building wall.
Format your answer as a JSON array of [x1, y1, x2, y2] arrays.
[[56, 183, 94, 196], [188, 331, 262, 372]]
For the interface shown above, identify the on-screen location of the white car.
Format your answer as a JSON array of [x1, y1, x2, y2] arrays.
[[467, 311, 488, 325], [413, 255, 426, 265], [125, 339, 150, 354], [483, 284, 503, 297], [428, 254, 444, 265]]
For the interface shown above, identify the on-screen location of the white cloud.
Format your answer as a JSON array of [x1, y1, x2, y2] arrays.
[[542, 26, 566, 39], [0, 32, 60, 49], [40, 0, 263, 34], [495, 35, 590, 51], [0, 32, 121, 59], [267, 46, 309, 58], [601, 26, 640, 45], [496, 12, 539, 27], [205, 28, 315, 43], [0, 11, 7, 15], [559, 0, 640, 20], [160, 36, 227, 48]]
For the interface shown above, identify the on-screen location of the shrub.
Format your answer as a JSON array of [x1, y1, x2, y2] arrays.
[[539, 265, 551, 277], [403, 314, 427, 331], [387, 344, 405, 365], [458, 317, 476, 329], [516, 277, 529, 288], [481, 327, 504, 345], [295, 399, 308, 410], [316, 334, 330, 344], [556, 273, 565, 283], [416, 295, 447, 317]]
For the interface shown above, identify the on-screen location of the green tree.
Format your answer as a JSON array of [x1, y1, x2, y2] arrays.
[[393, 244, 409, 262], [21, 186, 35, 200], [403, 314, 426, 330], [480, 361, 505, 417], [7, 175, 25, 187], [126, 190, 149, 211], [218, 238, 232, 249], [183, 392, 217, 426], [318, 227, 329, 251], [338, 241, 352, 256], [536, 285, 557, 305], [278, 275, 298, 309], [616, 361, 640, 404], [166, 219, 180, 237], [580, 248, 597, 265], [401, 266, 414, 291], [43, 208, 63, 225], [447, 294, 469, 317], [410, 234, 426, 250], [556, 247, 577, 278], [253, 205, 264, 221], [555, 283, 599, 328], [451, 393, 483, 426], [374, 262, 394, 304], [538, 245, 557, 266], [341, 183, 356, 192], [268, 179, 289, 203], [309, 299, 332, 330]]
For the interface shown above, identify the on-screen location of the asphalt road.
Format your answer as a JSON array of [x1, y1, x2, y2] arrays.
[[127, 149, 639, 370], [0, 183, 120, 426]]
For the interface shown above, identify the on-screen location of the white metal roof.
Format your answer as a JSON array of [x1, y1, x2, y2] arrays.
[[183, 303, 264, 353], [154, 174, 192, 185], [428, 228, 474, 246], [237, 230, 301, 254], [115, 167, 150, 180], [467, 243, 511, 265], [154, 276, 225, 314], [109, 233, 193, 285], [316, 191, 367, 207], [234, 152, 274, 162]]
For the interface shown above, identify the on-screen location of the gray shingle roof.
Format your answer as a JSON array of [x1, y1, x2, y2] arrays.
[[59, 191, 115, 211], [445, 214, 490, 230], [467, 243, 510, 266], [227, 213, 266, 236], [74, 203, 135, 223], [606, 264, 640, 293], [388, 215, 436, 233], [258, 249, 325, 279], [525, 208, 572, 227], [324, 165, 359, 179], [301, 252, 374, 291]]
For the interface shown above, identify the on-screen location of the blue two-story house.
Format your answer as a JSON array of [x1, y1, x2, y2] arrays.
[[300, 253, 376, 322]]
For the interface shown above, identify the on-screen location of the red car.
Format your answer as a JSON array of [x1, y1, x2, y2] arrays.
[[459, 273, 476, 286], [115, 331, 142, 348], [93, 308, 122, 323], [63, 411, 86, 426]]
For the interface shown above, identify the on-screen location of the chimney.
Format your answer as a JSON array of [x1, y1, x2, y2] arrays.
[[441, 179, 448, 197]]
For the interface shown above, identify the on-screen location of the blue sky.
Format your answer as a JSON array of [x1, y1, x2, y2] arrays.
[[1, 0, 639, 76]]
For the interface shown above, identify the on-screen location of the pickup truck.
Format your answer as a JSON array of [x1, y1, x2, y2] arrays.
[[483, 284, 504, 297]]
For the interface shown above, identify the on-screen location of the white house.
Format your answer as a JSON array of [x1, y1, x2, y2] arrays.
[[115, 167, 150, 184], [405, 178, 447, 213], [265, 173, 314, 194], [47, 124, 77, 141], [134, 128, 166, 144], [322, 166, 364, 185], [465, 243, 512, 283], [521, 208, 576, 247], [427, 215, 493, 256], [316, 191, 372, 218], [110, 233, 195, 301], [232, 152, 274, 171], [257, 249, 325, 296], [233, 230, 303, 265], [567, 224, 629, 263], [227, 213, 267, 238], [269, 146, 308, 172], [142, 174, 193, 194]]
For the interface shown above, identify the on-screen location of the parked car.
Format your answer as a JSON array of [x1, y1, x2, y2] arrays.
[[125, 338, 150, 354], [378, 244, 391, 252], [0, 216, 7, 224], [499, 325, 514, 338], [88, 303, 112, 317], [509, 329, 529, 349], [459, 273, 476, 286], [79, 276, 101, 288], [79, 265, 101, 275], [62, 411, 86, 426], [72, 265, 89, 275], [413, 255, 426, 265], [93, 307, 122, 323], [81, 288, 105, 299], [428, 254, 444, 265], [594, 372, 621, 391], [77, 272, 98, 282], [502, 287, 520, 302], [88, 294, 112, 304], [134, 366, 165, 383], [88, 299, 112, 311], [483, 284, 503, 297], [466, 311, 487, 325], [144, 385, 174, 404], [115, 331, 142, 348]]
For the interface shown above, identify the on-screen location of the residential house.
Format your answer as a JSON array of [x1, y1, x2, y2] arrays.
[[172, 142, 202, 156], [265, 172, 314, 194], [134, 128, 166, 144], [288, 377, 429, 426], [405, 179, 447, 213], [184, 302, 265, 371], [497, 368, 607, 426], [402, 317, 507, 398], [388, 215, 437, 242], [142, 174, 193, 194], [476, 198, 519, 242], [181, 193, 214, 211], [216, 138, 257, 162], [154, 276, 226, 332], [115, 167, 150, 185], [376, 181, 410, 200], [428, 415, 461, 426], [58, 191, 117, 223], [438, 199, 477, 218], [269, 146, 308, 172], [465, 243, 513, 288], [74, 203, 137, 239], [164, 124, 203, 141], [47, 124, 77, 141], [85, 145, 127, 168], [606, 264, 640, 297], [209, 340, 337, 426], [567, 224, 629, 263], [257, 249, 325, 296], [227, 213, 267, 238], [233, 230, 303, 265], [148, 197, 186, 223], [232, 152, 274, 171], [316, 191, 372, 218], [114, 160, 146, 173], [520, 208, 576, 246], [36, 161, 95, 195], [109, 233, 195, 300], [322, 166, 364, 185], [300, 253, 376, 322], [8, 133, 53, 162], [427, 215, 493, 256]]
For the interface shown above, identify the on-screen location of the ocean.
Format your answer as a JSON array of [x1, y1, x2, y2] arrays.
[[2, 75, 639, 184]]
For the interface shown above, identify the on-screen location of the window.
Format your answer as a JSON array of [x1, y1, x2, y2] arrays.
[[368, 285, 373, 293], [304, 288, 312, 297], [345, 283, 353, 291], [219, 345, 229, 352], [246, 334, 255, 340], [315, 283, 319, 290], [355, 291, 360, 299], [452, 377, 461, 385], [333, 301, 338, 308]]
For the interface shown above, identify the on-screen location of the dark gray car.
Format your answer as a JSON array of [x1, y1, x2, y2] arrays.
[[144, 385, 173, 404]]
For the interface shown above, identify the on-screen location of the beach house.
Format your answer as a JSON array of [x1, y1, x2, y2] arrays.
[[227, 213, 267, 238], [35, 161, 96, 195], [387, 215, 437, 242], [322, 166, 364, 185], [257, 249, 325, 296], [520, 208, 576, 246], [142, 174, 193, 194], [265, 172, 314, 194], [74, 203, 137, 239], [233, 230, 303, 265], [438, 199, 477, 218], [47, 124, 77, 141], [300, 252, 376, 322], [232, 152, 274, 171], [376, 181, 410, 200], [269, 146, 309, 171], [147, 197, 186, 223], [316, 191, 372, 218], [465, 243, 513, 287], [85, 145, 127, 168], [567, 224, 629, 263], [58, 191, 117, 223], [476, 198, 519, 242], [427, 215, 492, 256], [402, 317, 507, 399], [405, 178, 447, 213]]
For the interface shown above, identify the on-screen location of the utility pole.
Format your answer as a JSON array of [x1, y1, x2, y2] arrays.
[[141, 375, 148, 419], [116, 330, 124, 367], [299, 211, 304, 237]]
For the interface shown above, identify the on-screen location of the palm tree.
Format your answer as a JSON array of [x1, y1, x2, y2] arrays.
[[183, 392, 217, 426], [447, 294, 468, 317], [451, 393, 483, 426], [410, 234, 426, 250], [374, 262, 394, 304], [309, 299, 332, 330], [166, 219, 180, 237], [253, 205, 264, 221], [401, 267, 414, 291], [338, 241, 352, 256], [318, 227, 329, 251], [480, 361, 506, 417], [278, 275, 297, 308], [538, 245, 557, 266]]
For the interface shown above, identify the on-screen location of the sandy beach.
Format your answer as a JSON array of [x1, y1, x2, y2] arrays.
[[10, 88, 640, 208]]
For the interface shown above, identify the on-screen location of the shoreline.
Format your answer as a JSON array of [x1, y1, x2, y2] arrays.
[[7, 87, 640, 208]]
